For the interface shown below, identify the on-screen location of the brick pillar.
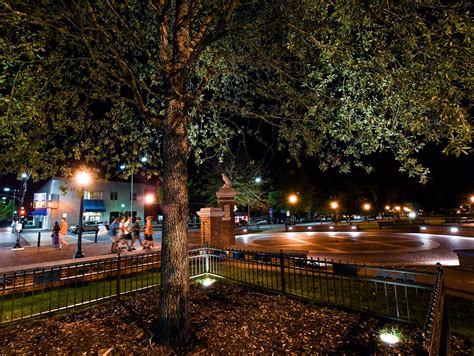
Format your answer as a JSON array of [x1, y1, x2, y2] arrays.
[[197, 208, 224, 246], [216, 187, 237, 247]]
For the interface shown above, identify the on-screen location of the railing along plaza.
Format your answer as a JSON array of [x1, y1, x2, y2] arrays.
[[0, 246, 446, 354]]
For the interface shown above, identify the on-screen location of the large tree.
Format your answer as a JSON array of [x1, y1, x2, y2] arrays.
[[1, 0, 471, 345]]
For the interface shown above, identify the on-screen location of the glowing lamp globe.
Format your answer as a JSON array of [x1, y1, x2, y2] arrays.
[[288, 194, 298, 204], [363, 203, 371, 211], [145, 194, 155, 204], [75, 171, 91, 186], [330, 201, 339, 210]]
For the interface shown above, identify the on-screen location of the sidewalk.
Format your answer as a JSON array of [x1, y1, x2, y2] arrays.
[[0, 241, 139, 270]]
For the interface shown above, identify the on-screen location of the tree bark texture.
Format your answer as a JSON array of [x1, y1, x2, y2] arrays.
[[158, 97, 191, 345]]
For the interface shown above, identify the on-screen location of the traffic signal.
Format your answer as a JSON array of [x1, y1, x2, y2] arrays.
[[19, 207, 26, 216]]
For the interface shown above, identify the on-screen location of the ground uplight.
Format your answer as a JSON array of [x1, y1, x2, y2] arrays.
[[200, 278, 215, 287], [380, 332, 400, 345]]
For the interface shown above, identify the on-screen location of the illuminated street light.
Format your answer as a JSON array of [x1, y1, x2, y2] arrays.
[[145, 193, 155, 205], [288, 194, 298, 204], [363, 203, 371, 222], [75, 171, 92, 186], [394, 206, 401, 211], [288, 194, 298, 225], [141, 156, 148, 163], [3, 187, 10, 192], [385, 205, 390, 211], [74, 170, 92, 259], [330, 201, 339, 225], [21, 173, 28, 179], [255, 177, 262, 184], [470, 195, 474, 203]]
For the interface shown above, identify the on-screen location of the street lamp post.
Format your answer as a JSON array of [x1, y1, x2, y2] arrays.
[[121, 156, 147, 218], [145, 193, 155, 218], [288, 194, 298, 224], [363, 203, 371, 222], [247, 176, 262, 224], [394, 206, 401, 219], [73, 170, 91, 259], [10, 173, 29, 249], [330, 201, 339, 225]]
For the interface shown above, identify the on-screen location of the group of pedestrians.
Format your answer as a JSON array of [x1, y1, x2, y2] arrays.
[[109, 215, 155, 253], [51, 218, 69, 250]]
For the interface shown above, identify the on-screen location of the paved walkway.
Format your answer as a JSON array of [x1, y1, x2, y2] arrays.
[[234, 230, 474, 299]]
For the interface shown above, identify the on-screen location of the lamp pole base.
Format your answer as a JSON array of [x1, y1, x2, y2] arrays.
[[73, 250, 85, 259]]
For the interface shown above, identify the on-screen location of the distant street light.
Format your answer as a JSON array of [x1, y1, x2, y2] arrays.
[[288, 194, 298, 204], [255, 177, 262, 184], [330, 201, 339, 225], [470, 195, 474, 203], [120, 156, 147, 218], [288, 194, 298, 224], [73, 170, 92, 259], [144, 193, 155, 219], [11, 173, 30, 249], [145, 193, 155, 204], [385, 205, 390, 211], [363, 203, 371, 222], [3, 187, 10, 192]]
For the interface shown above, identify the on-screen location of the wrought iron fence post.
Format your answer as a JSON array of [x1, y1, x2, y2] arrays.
[[37, 232, 41, 247], [280, 250, 286, 294], [116, 253, 121, 301], [94, 230, 98, 243]]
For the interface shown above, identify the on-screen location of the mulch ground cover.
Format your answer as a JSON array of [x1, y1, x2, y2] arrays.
[[0, 280, 470, 354]]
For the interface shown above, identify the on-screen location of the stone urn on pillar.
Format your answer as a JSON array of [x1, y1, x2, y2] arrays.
[[215, 173, 237, 247]]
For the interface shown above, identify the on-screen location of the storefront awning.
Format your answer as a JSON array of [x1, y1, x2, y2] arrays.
[[84, 200, 106, 212], [32, 208, 48, 216]]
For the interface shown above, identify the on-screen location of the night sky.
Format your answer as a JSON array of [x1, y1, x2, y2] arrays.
[[269, 144, 474, 213]]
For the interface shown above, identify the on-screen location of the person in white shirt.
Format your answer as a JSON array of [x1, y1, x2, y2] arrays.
[[117, 216, 128, 250]]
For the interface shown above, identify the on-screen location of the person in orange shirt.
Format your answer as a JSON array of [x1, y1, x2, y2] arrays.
[[59, 217, 69, 249], [143, 216, 155, 249]]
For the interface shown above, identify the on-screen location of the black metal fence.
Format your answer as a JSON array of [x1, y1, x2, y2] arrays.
[[1, 247, 446, 354], [189, 247, 436, 324], [0, 252, 162, 324]]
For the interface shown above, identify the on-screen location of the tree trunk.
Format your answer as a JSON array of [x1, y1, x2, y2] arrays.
[[157, 97, 191, 345]]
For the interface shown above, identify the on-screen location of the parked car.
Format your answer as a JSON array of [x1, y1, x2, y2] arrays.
[[68, 221, 104, 234], [256, 219, 269, 225]]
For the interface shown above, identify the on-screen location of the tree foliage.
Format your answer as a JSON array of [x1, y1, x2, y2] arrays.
[[1, 1, 471, 182], [0, 200, 14, 221], [191, 155, 270, 209]]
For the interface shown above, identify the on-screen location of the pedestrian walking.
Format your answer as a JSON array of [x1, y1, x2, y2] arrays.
[[124, 216, 133, 251], [11, 219, 17, 233], [59, 217, 69, 248], [143, 216, 155, 249], [109, 217, 120, 253], [130, 217, 143, 250], [118, 216, 128, 250], [52, 221, 61, 249]]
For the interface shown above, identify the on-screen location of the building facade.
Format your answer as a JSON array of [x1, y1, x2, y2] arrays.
[[32, 178, 158, 229]]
